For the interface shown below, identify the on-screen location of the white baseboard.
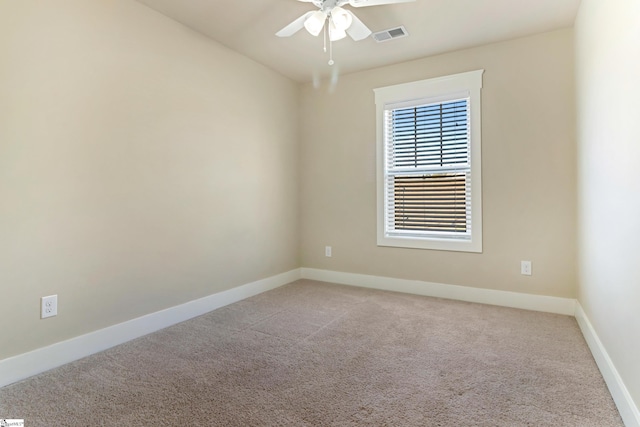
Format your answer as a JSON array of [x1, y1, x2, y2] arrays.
[[0, 269, 301, 389], [5, 267, 636, 427], [575, 304, 640, 427], [301, 268, 576, 315]]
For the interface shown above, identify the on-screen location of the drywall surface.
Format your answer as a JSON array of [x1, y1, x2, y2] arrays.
[[300, 29, 576, 298], [575, 0, 640, 413], [0, 0, 299, 359]]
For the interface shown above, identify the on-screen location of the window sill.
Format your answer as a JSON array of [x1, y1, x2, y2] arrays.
[[377, 234, 482, 253]]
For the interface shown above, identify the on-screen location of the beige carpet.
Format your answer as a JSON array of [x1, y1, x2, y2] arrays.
[[0, 280, 623, 426]]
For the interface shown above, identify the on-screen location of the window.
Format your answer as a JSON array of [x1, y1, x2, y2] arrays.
[[375, 70, 484, 252]]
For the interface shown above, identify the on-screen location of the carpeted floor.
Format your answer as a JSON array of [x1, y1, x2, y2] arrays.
[[0, 279, 623, 426]]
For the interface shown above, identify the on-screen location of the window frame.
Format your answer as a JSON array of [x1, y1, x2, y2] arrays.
[[374, 70, 484, 253]]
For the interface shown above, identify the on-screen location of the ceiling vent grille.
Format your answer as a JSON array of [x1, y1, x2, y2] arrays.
[[372, 26, 408, 43]]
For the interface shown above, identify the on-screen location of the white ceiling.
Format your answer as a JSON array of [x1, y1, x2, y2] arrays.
[[135, 0, 581, 82]]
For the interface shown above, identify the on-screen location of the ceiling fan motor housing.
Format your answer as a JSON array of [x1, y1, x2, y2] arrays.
[[320, 0, 342, 13]]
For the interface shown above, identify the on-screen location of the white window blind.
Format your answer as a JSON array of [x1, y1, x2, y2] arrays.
[[375, 70, 483, 252], [384, 98, 471, 239]]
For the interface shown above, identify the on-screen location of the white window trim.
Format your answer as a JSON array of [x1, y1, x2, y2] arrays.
[[374, 69, 484, 253]]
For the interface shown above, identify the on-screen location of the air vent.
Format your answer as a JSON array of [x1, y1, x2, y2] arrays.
[[372, 26, 408, 43]]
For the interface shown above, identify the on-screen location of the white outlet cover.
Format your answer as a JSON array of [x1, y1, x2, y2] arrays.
[[41, 295, 58, 318], [521, 261, 532, 276]]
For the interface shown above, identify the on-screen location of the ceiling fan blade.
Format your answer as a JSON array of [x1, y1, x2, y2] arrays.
[[276, 11, 315, 37], [348, 0, 415, 7], [345, 11, 372, 41]]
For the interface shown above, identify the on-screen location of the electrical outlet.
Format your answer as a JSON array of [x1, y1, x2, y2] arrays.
[[41, 295, 58, 319], [521, 261, 532, 276], [325, 246, 332, 257]]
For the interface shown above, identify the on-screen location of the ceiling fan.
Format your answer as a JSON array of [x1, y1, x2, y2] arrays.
[[276, 0, 415, 65]]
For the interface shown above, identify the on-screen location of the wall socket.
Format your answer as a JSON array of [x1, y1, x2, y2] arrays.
[[41, 295, 58, 318], [521, 261, 532, 276], [325, 246, 332, 257]]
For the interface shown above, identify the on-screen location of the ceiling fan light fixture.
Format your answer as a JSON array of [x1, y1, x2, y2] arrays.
[[329, 19, 347, 41], [304, 11, 326, 36], [330, 7, 353, 32]]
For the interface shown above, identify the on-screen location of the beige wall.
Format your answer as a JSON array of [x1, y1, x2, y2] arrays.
[[0, 0, 299, 360], [300, 29, 576, 298], [575, 0, 640, 412]]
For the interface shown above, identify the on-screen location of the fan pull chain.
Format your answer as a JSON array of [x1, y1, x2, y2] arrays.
[[322, 19, 334, 66], [329, 38, 334, 66], [323, 24, 327, 53], [327, 13, 334, 65]]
